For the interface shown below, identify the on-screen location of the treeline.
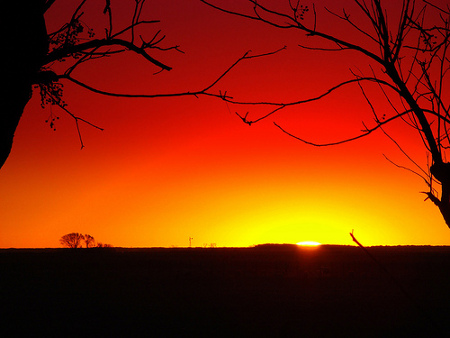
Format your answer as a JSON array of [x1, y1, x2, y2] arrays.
[[60, 233, 112, 248]]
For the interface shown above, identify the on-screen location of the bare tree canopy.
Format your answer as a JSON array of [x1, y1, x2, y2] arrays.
[[0, 0, 246, 170], [84, 234, 96, 248], [60, 233, 109, 248], [2, 0, 183, 169], [60, 232, 85, 248], [199, 0, 450, 228]]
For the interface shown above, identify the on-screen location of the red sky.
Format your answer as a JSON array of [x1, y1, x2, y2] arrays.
[[1, 0, 449, 248]]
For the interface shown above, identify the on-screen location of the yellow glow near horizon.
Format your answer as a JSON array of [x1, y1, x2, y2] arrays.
[[296, 241, 322, 246]]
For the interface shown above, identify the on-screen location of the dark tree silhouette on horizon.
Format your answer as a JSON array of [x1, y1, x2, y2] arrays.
[[200, 0, 450, 229], [60, 233, 109, 248], [60, 232, 85, 248], [84, 234, 95, 248]]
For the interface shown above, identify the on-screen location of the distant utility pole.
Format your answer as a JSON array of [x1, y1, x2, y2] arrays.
[[189, 237, 193, 248]]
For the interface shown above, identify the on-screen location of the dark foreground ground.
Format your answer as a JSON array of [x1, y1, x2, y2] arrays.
[[1, 245, 450, 337]]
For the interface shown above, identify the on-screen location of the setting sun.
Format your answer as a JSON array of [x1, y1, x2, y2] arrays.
[[296, 241, 321, 247]]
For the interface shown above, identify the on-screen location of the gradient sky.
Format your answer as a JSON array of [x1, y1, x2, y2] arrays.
[[1, 0, 449, 248]]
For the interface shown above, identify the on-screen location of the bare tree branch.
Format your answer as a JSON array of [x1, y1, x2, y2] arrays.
[[273, 109, 411, 147], [57, 48, 288, 102], [46, 38, 172, 71]]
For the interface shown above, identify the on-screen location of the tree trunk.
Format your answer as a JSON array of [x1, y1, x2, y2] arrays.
[[429, 163, 450, 229], [1, 1, 49, 170], [0, 82, 33, 169], [384, 65, 450, 228], [438, 197, 450, 229]]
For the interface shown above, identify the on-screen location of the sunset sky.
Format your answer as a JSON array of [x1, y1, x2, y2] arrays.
[[1, 0, 450, 248]]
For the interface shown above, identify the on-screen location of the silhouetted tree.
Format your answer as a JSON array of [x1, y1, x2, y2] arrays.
[[201, 0, 450, 229], [84, 234, 96, 248], [0, 0, 259, 170], [60, 232, 85, 248], [1, 0, 174, 169]]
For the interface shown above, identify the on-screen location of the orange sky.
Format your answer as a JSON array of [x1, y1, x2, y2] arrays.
[[1, 0, 449, 248]]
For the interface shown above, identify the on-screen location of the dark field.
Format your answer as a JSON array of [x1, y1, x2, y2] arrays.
[[1, 245, 450, 337]]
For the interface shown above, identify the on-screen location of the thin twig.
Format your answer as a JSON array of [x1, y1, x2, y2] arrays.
[[45, 91, 103, 149]]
